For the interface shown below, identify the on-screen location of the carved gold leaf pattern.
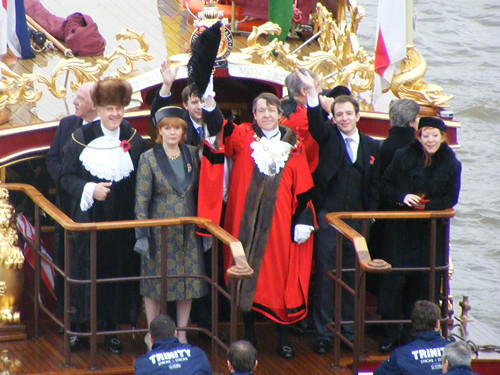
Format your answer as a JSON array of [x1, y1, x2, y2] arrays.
[[0, 28, 153, 111]]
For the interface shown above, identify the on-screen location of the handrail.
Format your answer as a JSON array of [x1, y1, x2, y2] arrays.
[[325, 209, 456, 273], [0, 183, 253, 278], [0, 182, 253, 370], [324, 208, 456, 374]]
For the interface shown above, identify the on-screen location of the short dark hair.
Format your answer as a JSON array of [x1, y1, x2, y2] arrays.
[[442, 341, 473, 368], [227, 340, 257, 373], [328, 85, 351, 99], [252, 92, 283, 115], [150, 314, 176, 341], [181, 84, 200, 104], [332, 95, 360, 115], [411, 300, 441, 333]]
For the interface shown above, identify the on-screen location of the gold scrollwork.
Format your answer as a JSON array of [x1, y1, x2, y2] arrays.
[[239, 1, 451, 110], [241, 2, 374, 99], [0, 28, 154, 112]]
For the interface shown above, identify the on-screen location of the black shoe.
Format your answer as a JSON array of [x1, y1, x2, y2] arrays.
[[105, 336, 123, 354], [69, 336, 89, 352], [277, 345, 295, 359], [379, 340, 398, 353], [314, 339, 330, 354]]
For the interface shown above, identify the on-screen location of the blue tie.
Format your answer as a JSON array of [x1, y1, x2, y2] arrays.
[[197, 127, 203, 140], [345, 138, 354, 163]]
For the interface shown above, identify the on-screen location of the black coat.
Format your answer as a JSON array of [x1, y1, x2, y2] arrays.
[[377, 140, 461, 316], [306, 103, 380, 211], [59, 120, 147, 324], [377, 126, 416, 185]]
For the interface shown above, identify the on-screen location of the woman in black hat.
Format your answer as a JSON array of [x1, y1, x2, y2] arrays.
[[134, 106, 207, 344], [376, 116, 461, 352]]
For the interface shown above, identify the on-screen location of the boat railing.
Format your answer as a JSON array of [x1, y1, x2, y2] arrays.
[[0, 182, 254, 371], [324, 209, 455, 374]]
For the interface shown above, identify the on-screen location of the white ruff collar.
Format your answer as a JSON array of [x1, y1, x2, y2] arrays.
[[250, 136, 292, 176], [79, 136, 134, 181]]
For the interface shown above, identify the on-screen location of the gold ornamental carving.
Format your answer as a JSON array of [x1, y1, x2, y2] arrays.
[[391, 46, 453, 108], [1, 350, 21, 374], [0, 188, 24, 325], [240, 1, 451, 110], [0, 28, 153, 111]]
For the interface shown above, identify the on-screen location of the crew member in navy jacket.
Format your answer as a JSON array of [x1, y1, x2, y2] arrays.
[[135, 314, 211, 375], [227, 340, 258, 375], [374, 300, 449, 375]]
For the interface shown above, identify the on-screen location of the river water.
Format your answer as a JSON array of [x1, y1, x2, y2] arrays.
[[356, 0, 500, 338]]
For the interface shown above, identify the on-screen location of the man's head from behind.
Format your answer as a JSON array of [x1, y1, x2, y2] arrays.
[[411, 300, 441, 333], [227, 340, 258, 373], [442, 341, 473, 373], [74, 82, 97, 122], [389, 98, 419, 128], [150, 314, 176, 342]]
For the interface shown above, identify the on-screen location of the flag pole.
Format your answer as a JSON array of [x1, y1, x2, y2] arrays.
[[406, 0, 413, 46]]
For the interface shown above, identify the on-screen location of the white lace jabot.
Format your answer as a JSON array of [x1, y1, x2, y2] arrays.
[[79, 136, 134, 181], [250, 136, 292, 177]]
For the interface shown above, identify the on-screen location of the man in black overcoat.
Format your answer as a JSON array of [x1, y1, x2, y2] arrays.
[[297, 69, 380, 354], [59, 79, 147, 353]]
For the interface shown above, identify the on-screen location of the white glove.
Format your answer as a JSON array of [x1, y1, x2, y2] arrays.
[[294, 224, 315, 244], [202, 75, 215, 100], [134, 238, 150, 259]]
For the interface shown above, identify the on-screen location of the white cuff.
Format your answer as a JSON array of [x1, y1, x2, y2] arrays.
[[306, 94, 320, 108], [202, 101, 216, 112], [202, 75, 215, 100], [80, 182, 97, 211]]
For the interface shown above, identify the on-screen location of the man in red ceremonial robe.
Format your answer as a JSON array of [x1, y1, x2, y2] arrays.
[[209, 92, 315, 359]]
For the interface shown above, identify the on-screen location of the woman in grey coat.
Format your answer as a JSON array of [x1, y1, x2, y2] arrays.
[[134, 106, 207, 343]]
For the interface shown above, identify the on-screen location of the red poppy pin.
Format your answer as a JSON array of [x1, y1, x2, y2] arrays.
[[370, 155, 375, 165], [120, 140, 131, 152]]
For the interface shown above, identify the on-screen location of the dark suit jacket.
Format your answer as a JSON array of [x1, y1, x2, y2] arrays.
[[307, 104, 380, 211], [150, 90, 202, 147], [46, 115, 84, 187]]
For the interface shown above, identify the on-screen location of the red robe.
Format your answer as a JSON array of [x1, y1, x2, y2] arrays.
[[223, 122, 315, 324], [281, 103, 319, 173]]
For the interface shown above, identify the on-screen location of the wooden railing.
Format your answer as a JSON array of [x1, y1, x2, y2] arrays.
[[325, 209, 455, 374], [0, 183, 253, 371]]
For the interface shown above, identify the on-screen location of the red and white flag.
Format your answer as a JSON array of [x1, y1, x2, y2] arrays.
[[16, 213, 56, 298], [374, 0, 406, 83]]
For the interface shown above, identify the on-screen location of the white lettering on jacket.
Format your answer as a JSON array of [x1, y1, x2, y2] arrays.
[[149, 349, 192, 365], [411, 347, 444, 360]]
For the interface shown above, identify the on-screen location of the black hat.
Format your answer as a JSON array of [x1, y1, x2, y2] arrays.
[[323, 85, 351, 99], [153, 106, 185, 127], [418, 117, 446, 132]]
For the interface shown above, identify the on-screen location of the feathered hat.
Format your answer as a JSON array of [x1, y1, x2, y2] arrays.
[[187, 21, 222, 98]]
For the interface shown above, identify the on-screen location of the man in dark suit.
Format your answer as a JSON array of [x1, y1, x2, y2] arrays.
[[150, 60, 204, 147], [297, 69, 380, 354], [46, 82, 97, 318]]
